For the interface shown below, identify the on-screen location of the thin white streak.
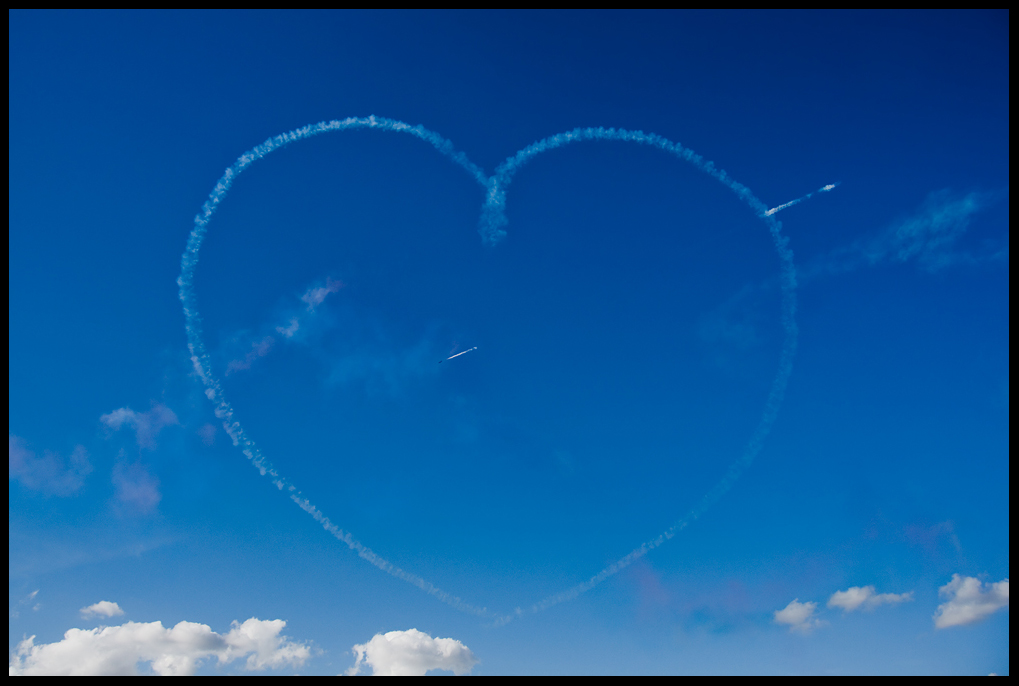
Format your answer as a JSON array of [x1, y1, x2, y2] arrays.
[[764, 182, 840, 216], [441, 346, 477, 362]]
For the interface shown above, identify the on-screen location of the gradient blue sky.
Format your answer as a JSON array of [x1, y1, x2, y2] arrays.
[[9, 11, 1008, 675]]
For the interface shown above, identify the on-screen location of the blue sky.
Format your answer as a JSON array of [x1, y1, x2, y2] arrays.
[[9, 11, 1008, 675]]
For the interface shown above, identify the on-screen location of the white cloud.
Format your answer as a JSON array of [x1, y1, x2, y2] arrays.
[[80, 601, 125, 619], [9, 435, 92, 496], [225, 277, 343, 371], [827, 585, 913, 612], [881, 189, 989, 272], [269, 277, 343, 341], [773, 599, 824, 634], [225, 336, 275, 375], [275, 317, 300, 339], [100, 404, 178, 450], [300, 277, 343, 311], [346, 629, 478, 676], [9, 617, 310, 676], [934, 575, 1009, 629], [112, 461, 161, 515], [221, 618, 312, 670], [11, 590, 41, 619], [700, 189, 1005, 366], [792, 188, 1004, 286]]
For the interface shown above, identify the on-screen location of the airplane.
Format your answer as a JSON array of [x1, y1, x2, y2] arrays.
[[439, 346, 477, 364]]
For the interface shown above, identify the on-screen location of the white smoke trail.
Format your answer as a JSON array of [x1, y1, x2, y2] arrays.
[[180, 118, 805, 625], [764, 182, 840, 216], [476, 127, 800, 623], [178, 117, 492, 617], [440, 346, 477, 363]]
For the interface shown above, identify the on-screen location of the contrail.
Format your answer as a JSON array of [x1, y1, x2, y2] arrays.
[[440, 346, 477, 363], [763, 181, 840, 217], [180, 118, 805, 625]]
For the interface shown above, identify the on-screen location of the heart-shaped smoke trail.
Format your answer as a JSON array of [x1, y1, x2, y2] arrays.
[[478, 126, 800, 619], [179, 116, 807, 624]]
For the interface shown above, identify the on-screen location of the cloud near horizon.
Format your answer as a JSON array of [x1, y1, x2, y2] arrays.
[[933, 575, 1009, 629], [773, 599, 824, 634], [9, 616, 310, 675], [346, 629, 478, 676]]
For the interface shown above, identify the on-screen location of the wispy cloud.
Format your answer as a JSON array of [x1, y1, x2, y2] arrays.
[[10, 590, 41, 618], [223, 277, 345, 378], [933, 574, 1009, 629], [196, 423, 217, 446], [346, 629, 478, 676], [904, 520, 963, 556], [800, 189, 1005, 281], [265, 277, 344, 346], [275, 318, 300, 339], [700, 188, 1005, 362], [80, 601, 125, 619], [827, 585, 913, 612], [300, 277, 343, 312], [878, 189, 1002, 272], [112, 460, 161, 515], [327, 336, 441, 395], [773, 599, 824, 634], [9, 616, 310, 675], [9, 435, 92, 496], [100, 404, 179, 450], [225, 336, 275, 375]]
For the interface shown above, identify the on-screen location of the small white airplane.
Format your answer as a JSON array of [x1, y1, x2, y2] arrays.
[[439, 347, 477, 364]]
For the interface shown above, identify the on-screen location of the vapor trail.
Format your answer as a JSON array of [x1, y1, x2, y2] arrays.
[[764, 182, 839, 216], [178, 117, 492, 618], [180, 119, 804, 625], [476, 127, 800, 623], [440, 346, 477, 363]]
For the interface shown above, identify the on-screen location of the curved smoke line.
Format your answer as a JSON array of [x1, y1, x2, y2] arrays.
[[477, 127, 798, 622], [178, 117, 492, 617], [179, 118, 801, 624]]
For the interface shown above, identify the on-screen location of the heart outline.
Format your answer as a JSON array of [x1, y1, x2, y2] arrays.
[[178, 116, 798, 623]]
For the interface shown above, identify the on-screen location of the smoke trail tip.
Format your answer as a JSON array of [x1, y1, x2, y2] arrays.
[[441, 346, 478, 363], [820, 182, 840, 192]]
